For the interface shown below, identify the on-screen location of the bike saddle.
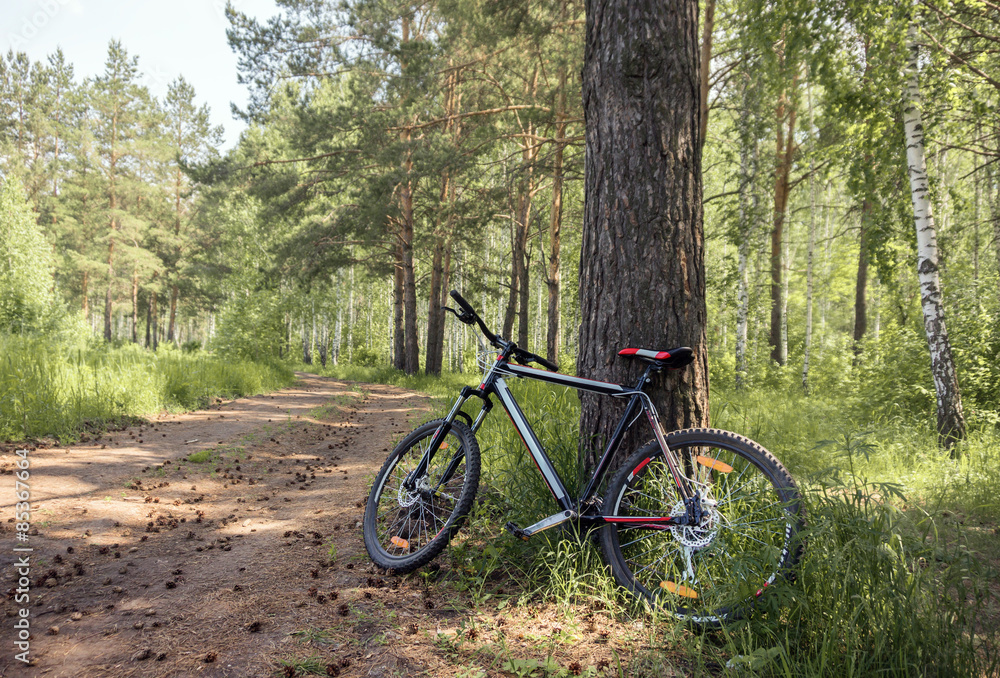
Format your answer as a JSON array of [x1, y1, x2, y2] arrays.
[[618, 346, 694, 369]]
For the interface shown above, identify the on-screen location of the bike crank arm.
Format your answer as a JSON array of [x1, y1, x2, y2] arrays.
[[505, 510, 578, 541]]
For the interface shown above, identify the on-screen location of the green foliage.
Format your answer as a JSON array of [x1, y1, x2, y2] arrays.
[[724, 473, 994, 677], [0, 334, 293, 441], [0, 176, 56, 333]]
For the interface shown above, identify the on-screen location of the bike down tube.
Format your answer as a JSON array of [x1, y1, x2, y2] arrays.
[[492, 377, 574, 511]]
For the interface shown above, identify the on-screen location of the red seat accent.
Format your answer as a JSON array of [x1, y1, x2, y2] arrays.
[[618, 348, 672, 360]]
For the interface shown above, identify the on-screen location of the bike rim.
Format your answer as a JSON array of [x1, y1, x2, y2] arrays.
[[372, 430, 468, 561], [612, 442, 796, 623]]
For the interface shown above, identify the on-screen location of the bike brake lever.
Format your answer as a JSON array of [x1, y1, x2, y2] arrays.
[[442, 306, 476, 325]]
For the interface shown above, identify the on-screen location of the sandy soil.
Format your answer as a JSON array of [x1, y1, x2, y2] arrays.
[[0, 373, 436, 677]]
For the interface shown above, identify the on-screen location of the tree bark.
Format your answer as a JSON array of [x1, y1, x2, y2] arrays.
[[392, 243, 405, 370], [425, 234, 446, 375], [903, 22, 966, 451], [401, 190, 419, 374], [991, 145, 1000, 308], [546, 81, 566, 365], [769, 84, 796, 366], [168, 284, 179, 344], [503, 67, 540, 344], [802, 155, 816, 392], [131, 270, 139, 344], [578, 0, 707, 466], [698, 0, 716, 147], [150, 291, 158, 351], [853, 202, 870, 357], [735, 74, 758, 389]]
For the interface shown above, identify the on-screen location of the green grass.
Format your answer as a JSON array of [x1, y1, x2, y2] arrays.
[[0, 334, 294, 442], [331, 361, 999, 677]]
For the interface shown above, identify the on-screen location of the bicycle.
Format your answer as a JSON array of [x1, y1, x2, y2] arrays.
[[363, 290, 804, 625]]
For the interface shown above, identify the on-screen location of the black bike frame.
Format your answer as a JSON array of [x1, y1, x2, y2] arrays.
[[407, 342, 696, 529]]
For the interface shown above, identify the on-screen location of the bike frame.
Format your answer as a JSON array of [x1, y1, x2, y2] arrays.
[[405, 340, 699, 531]]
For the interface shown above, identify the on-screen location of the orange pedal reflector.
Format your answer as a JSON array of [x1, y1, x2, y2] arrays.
[[390, 536, 409, 549], [661, 581, 698, 598], [696, 455, 733, 473]]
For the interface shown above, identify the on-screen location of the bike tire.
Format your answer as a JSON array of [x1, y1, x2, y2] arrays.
[[599, 428, 803, 626], [363, 419, 481, 573]]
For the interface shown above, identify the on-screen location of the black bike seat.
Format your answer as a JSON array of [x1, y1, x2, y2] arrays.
[[617, 346, 694, 369]]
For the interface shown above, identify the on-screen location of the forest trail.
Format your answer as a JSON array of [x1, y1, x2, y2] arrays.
[[0, 373, 434, 677]]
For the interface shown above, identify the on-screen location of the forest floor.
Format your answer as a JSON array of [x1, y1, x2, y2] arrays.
[[0, 373, 654, 678]]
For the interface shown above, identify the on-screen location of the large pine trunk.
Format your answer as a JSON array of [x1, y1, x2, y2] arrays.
[[903, 23, 966, 451], [578, 0, 708, 466]]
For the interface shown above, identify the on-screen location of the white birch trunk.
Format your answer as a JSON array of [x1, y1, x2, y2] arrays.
[[991, 152, 1000, 307], [802, 79, 817, 392], [903, 22, 966, 449], [734, 72, 758, 388], [802, 166, 816, 392]]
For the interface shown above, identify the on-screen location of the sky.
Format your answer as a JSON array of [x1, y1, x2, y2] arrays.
[[2, 0, 281, 149]]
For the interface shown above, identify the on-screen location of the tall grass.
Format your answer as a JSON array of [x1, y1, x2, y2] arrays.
[[336, 362, 998, 675], [0, 334, 293, 441]]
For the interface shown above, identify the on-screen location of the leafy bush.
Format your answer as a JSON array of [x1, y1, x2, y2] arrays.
[[0, 177, 57, 333]]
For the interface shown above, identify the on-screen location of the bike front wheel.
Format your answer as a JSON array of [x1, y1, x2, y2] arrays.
[[599, 428, 803, 626], [364, 419, 480, 573]]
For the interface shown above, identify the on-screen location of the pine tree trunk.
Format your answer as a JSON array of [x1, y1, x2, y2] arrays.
[[547, 125, 564, 364], [853, 203, 870, 357], [578, 0, 707, 466], [131, 270, 139, 344], [769, 76, 796, 366], [145, 294, 152, 348], [425, 236, 445, 375], [150, 292, 158, 351], [348, 265, 355, 364], [393, 245, 405, 370], [518, 235, 531, 348], [903, 22, 966, 451], [168, 284, 178, 344], [104, 239, 114, 342], [698, 0, 716, 147], [402, 209, 419, 374], [82, 271, 89, 316]]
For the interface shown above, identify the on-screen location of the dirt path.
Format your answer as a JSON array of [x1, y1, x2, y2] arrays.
[[1, 373, 433, 677]]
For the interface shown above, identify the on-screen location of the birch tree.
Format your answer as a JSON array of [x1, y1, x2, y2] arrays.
[[903, 20, 966, 450]]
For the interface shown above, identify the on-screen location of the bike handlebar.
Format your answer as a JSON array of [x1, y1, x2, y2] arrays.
[[514, 347, 559, 372], [448, 290, 559, 372]]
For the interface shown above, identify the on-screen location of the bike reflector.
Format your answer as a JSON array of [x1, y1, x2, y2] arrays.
[[661, 581, 698, 598], [390, 536, 409, 550], [696, 455, 733, 473]]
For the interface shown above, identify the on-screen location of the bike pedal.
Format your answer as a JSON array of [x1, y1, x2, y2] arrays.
[[504, 521, 530, 541]]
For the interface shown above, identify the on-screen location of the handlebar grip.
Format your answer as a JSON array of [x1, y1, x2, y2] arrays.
[[515, 348, 559, 372], [450, 290, 475, 315], [535, 355, 559, 372]]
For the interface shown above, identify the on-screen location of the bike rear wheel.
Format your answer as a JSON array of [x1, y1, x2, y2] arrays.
[[599, 428, 803, 626], [364, 419, 480, 573]]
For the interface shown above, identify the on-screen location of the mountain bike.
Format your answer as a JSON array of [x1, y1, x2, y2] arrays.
[[363, 290, 804, 625]]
